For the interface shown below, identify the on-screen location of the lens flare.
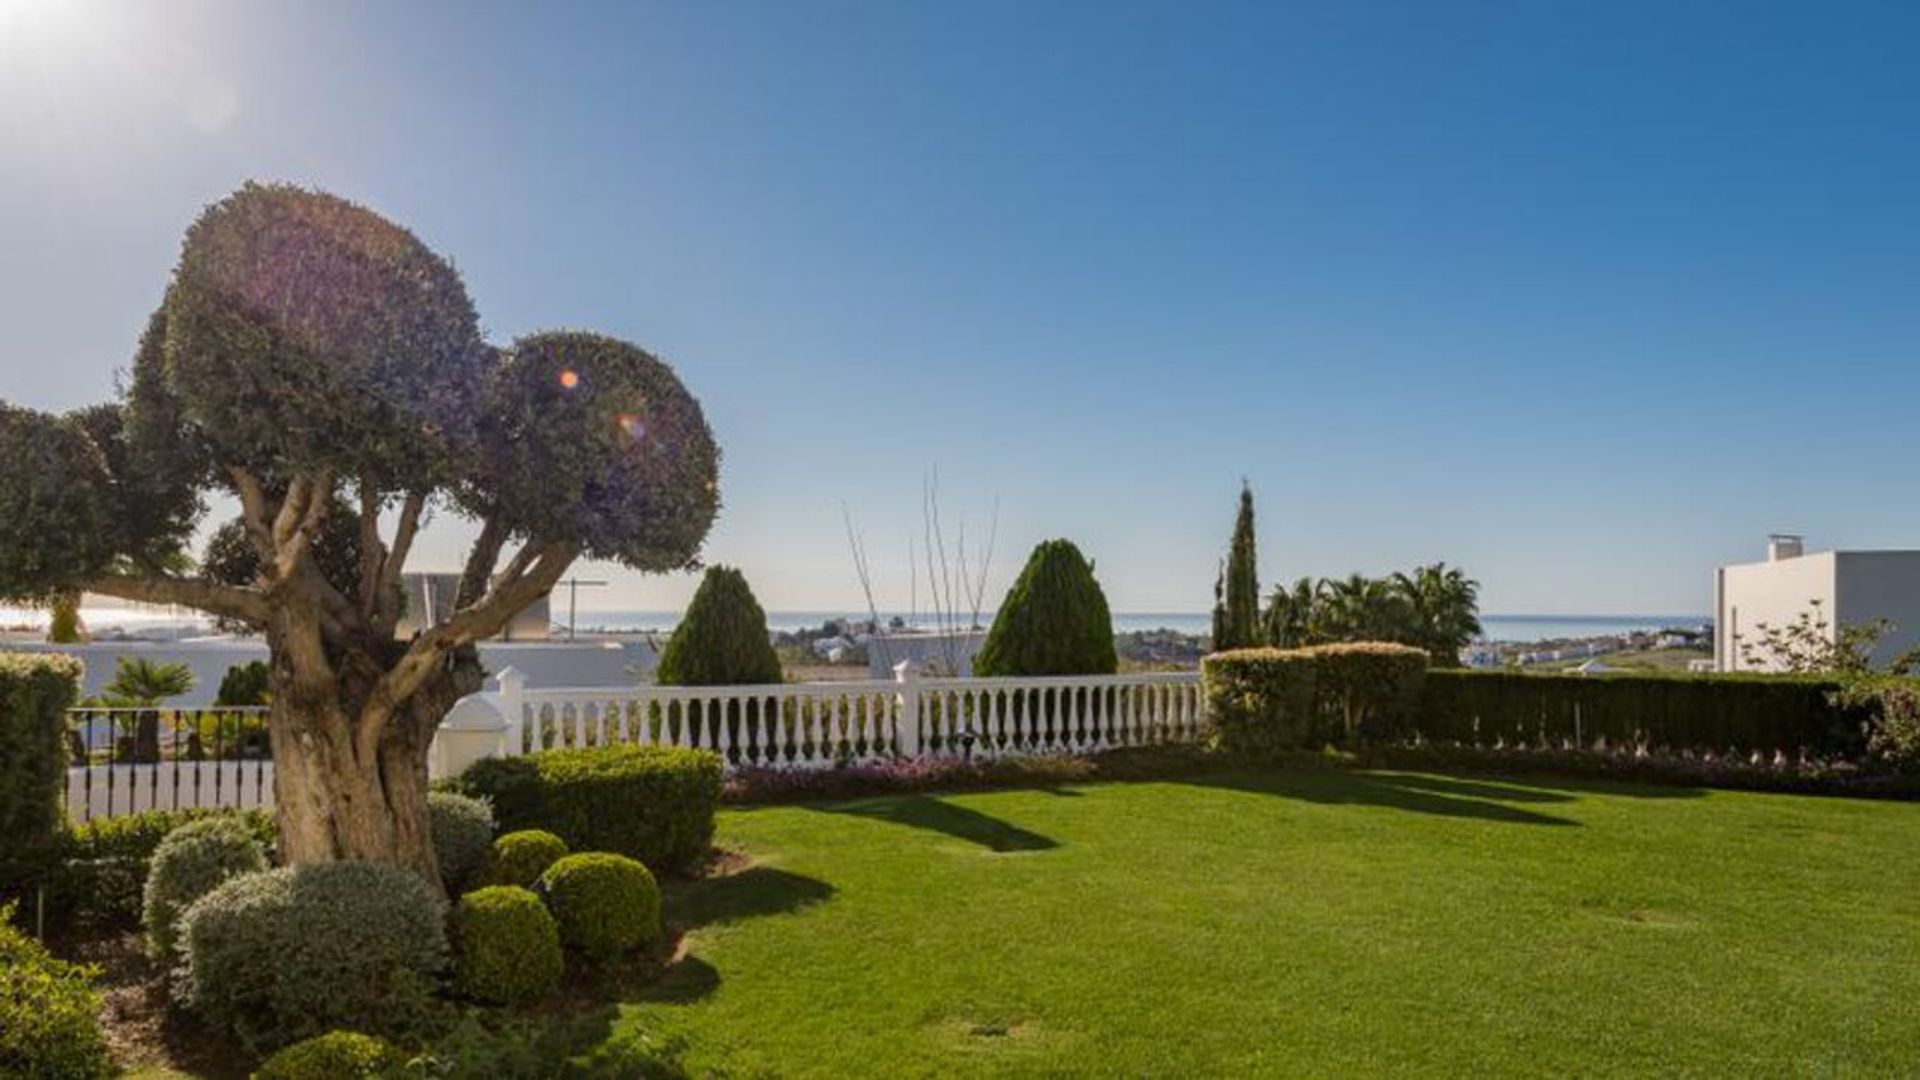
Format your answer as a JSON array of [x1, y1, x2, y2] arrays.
[[617, 413, 646, 440], [558, 368, 580, 390]]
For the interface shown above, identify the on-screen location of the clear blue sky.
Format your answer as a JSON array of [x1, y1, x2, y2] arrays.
[[3, 1, 1917, 616]]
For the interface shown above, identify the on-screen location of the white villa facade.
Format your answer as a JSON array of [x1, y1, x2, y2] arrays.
[[1715, 534, 1920, 672]]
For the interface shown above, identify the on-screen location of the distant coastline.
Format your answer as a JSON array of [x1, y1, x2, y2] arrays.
[[0, 604, 1709, 646]]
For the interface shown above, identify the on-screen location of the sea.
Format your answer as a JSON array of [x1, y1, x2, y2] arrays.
[[569, 610, 1708, 644], [2, 605, 1709, 646]]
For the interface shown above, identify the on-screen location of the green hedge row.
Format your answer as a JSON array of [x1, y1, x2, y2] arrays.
[[1415, 670, 1869, 757], [454, 744, 722, 873], [1203, 643, 1429, 752], [0, 653, 83, 898]]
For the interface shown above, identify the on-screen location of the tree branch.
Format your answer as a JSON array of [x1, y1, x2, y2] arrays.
[[357, 481, 387, 620], [373, 491, 426, 630], [456, 516, 509, 610], [227, 467, 276, 563], [360, 540, 578, 737], [89, 571, 269, 625]]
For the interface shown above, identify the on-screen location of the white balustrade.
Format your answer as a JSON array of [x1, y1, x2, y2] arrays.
[[439, 665, 1208, 774]]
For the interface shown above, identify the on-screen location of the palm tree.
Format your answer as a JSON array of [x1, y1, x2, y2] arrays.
[[102, 658, 195, 763], [1315, 574, 1413, 643], [1262, 577, 1319, 647], [1390, 563, 1482, 666]]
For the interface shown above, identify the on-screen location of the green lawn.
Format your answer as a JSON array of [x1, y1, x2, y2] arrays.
[[623, 768, 1920, 1077]]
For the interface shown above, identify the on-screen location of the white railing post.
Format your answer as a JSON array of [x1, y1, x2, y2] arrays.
[[893, 660, 922, 758], [496, 666, 526, 756]]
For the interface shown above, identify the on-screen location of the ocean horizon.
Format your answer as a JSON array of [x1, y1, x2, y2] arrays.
[[3, 604, 1709, 646]]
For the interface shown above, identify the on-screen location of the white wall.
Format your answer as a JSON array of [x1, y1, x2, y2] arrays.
[[1835, 552, 1920, 669], [1716, 552, 1836, 671], [10, 637, 659, 705]]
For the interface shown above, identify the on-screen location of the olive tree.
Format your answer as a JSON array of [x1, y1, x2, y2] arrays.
[[0, 184, 720, 887]]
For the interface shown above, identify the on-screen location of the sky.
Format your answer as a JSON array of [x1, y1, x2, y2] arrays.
[[3, 0, 1918, 617]]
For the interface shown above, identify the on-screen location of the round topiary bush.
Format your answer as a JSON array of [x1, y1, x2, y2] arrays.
[[539, 852, 660, 959], [177, 862, 447, 1052], [429, 791, 496, 894], [654, 565, 782, 686], [451, 886, 564, 1005], [142, 815, 269, 962], [485, 829, 569, 889], [253, 1030, 409, 1079], [975, 539, 1117, 677]]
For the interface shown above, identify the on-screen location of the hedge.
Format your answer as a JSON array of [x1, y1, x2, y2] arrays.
[[47, 808, 276, 931], [1415, 670, 1868, 757], [455, 744, 722, 873], [1203, 642, 1428, 751], [0, 653, 83, 898]]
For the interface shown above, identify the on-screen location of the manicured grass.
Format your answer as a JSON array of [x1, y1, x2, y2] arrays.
[[625, 768, 1920, 1077]]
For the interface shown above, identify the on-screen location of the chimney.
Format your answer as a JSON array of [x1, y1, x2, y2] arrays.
[[1768, 534, 1804, 562]]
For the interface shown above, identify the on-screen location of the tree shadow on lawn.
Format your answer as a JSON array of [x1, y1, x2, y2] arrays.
[[813, 794, 1059, 852], [1180, 769, 1582, 826], [667, 865, 838, 932]]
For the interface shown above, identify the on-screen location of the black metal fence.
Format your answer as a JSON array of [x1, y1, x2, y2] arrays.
[[66, 707, 274, 821]]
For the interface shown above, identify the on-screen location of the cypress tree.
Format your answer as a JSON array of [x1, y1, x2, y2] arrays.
[[975, 539, 1117, 676], [655, 566, 783, 685], [1220, 482, 1261, 649]]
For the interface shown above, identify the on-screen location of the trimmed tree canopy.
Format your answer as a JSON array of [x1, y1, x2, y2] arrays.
[[473, 332, 720, 570], [0, 181, 723, 881], [656, 566, 782, 686], [975, 539, 1117, 677]]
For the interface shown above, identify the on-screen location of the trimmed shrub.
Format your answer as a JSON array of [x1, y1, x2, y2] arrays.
[[141, 816, 268, 962], [485, 829, 569, 889], [457, 745, 721, 873], [0, 652, 83, 897], [1306, 642, 1429, 744], [254, 1030, 409, 1080], [49, 808, 276, 931], [177, 862, 447, 1052], [540, 852, 661, 959], [0, 902, 112, 1079], [1204, 648, 1321, 753], [1418, 669, 1868, 756], [1203, 643, 1427, 750], [430, 790, 496, 894], [655, 565, 782, 686], [452, 885, 564, 1005], [976, 540, 1117, 677]]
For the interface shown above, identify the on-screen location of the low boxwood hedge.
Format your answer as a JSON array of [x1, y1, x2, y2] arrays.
[[141, 815, 268, 962], [48, 807, 276, 932], [456, 745, 721, 873]]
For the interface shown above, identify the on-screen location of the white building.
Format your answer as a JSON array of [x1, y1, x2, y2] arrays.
[[1715, 534, 1920, 672]]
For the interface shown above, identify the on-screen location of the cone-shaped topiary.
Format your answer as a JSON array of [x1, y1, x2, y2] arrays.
[[975, 539, 1117, 676], [655, 566, 781, 686]]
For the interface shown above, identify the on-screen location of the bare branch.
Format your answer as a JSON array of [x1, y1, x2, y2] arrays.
[[456, 516, 509, 610]]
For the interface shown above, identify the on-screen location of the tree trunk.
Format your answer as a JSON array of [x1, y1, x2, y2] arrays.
[[265, 636, 488, 894]]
